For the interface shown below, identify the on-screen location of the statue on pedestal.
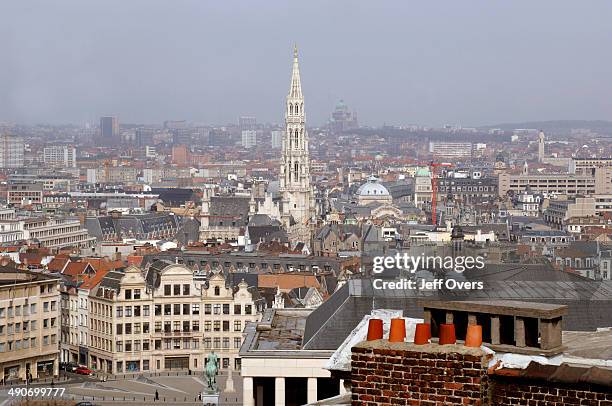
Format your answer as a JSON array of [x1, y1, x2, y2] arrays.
[[205, 351, 219, 393]]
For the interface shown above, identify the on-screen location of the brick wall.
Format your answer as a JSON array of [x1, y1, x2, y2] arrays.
[[350, 341, 612, 406], [351, 341, 490, 406], [491, 376, 612, 406]]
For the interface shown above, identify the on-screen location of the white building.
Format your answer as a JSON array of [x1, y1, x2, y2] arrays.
[[242, 130, 257, 149], [43, 146, 77, 168], [0, 134, 25, 168], [429, 142, 472, 158], [271, 130, 282, 149]]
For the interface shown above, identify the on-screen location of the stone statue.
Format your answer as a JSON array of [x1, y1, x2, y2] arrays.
[[205, 351, 219, 392]]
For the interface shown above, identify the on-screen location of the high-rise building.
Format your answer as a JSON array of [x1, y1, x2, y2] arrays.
[[241, 130, 257, 149], [0, 134, 25, 168], [100, 116, 119, 140], [239, 116, 257, 131], [43, 146, 77, 168], [271, 130, 283, 149], [279, 46, 315, 229]]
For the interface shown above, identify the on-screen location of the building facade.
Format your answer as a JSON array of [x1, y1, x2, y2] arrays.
[[0, 270, 60, 382], [87, 264, 263, 375], [0, 134, 25, 169], [43, 146, 77, 168]]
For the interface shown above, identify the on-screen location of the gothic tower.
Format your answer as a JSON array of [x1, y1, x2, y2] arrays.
[[280, 46, 314, 229], [538, 130, 545, 163]]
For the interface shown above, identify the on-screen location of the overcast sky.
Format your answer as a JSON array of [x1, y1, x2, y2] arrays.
[[2, 1, 612, 127]]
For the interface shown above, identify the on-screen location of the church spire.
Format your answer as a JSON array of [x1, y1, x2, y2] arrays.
[[289, 45, 302, 99]]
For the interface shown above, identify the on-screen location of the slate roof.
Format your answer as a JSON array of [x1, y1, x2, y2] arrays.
[[209, 196, 250, 227], [301, 274, 612, 351]]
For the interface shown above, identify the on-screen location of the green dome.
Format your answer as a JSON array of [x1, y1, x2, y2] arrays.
[[415, 168, 431, 177]]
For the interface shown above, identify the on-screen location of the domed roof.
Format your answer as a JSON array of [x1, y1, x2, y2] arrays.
[[357, 176, 390, 197], [415, 167, 431, 177]]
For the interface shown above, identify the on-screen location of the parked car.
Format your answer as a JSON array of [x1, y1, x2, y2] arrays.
[[75, 367, 93, 376], [60, 362, 79, 372]]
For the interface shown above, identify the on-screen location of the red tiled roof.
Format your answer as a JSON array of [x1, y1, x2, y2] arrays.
[[80, 269, 110, 290]]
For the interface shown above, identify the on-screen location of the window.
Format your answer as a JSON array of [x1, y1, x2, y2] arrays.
[[134, 306, 141, 317], [125, 306, 132, 317], [124, 289, 132, 300], [173, 321, 180, 332], [192, 321, 199, 332], [43, 302, 49, 312], [164, 285, 171, 296], [43, 319, 49, 329], [164, 322, 171, 333], [30, 304, 36, 314], [183, 304, 190, 315], [173, 304, 181, 315], [173, 339, 180, 349], [213, 337, 220, 348], [116, 324, 123, 335], [204, 338, 211, 349], [213, 304, 221, 315], [223, 304, 230, 315], [125, 341, 132, 352], [183, 321, 190, 332], [192, 339, 199, 349], [234, 305, 241, 315], [223, 321, 229, 332], [204, 304, 211, 315], [164, 339, 171, 350], [134, 323, 141, 334], [133, 289, 141, 300], [134, 340, 141, 352], [125, 323, 132, 334], [204, 321, 211, 332], [143, 360, 149, 371], [245, 305, 252, 315], [15, 306, 21, 316], [234, 337, 242, 349], [213, 321, 220, 332], [155, 340, 161, 350], [164, 304, 171, 316], [192, 304, 200, 315], [234, 321, 242, 332], [214, 286, 220, 296], [173, 285, 181, 296], [155, 321, 162, 333], [155, 305, 161, 316], [43, 335, 49, 346], [183, 284, 190, 295], [223, 338, 229, 349], [143, 322, 149, 334], [0, 308, 4, 318]]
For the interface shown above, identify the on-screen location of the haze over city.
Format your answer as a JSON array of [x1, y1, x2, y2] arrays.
[[3, 0, 612, 126]]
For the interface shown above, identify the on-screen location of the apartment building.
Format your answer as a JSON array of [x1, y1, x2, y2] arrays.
[[0, 269, 60, 382], [43, 146, 77, 168], [498, 172, 597, 196], [544, 197, 597, 230], [429, 142, 472, 158], [87, 263, 264, 375], [0, 209, 95, 250]]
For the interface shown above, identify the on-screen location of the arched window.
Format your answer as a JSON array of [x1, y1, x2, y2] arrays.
[[295, 104, 299, 115], [294, 162, 299, 182], [214, 286, 220, 296], [294, 129, 299, 148], [289, 104, 293, 115]]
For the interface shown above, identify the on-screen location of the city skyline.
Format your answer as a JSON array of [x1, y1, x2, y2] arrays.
[[2, 0, 612, 127]]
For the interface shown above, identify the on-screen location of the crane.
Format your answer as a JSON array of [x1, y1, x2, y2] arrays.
[[417, 161, 453, 225]]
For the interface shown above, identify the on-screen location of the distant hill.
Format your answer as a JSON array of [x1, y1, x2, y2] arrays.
[[480, 120, 612, 134]]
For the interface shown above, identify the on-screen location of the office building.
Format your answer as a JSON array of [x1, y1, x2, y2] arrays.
[[0, 270, 60, 382], [0, 134, 25, 169], [271, 130, 282, 149], [429, 142, 473, 158], [43, 146, 77, 168], [241, 130, 257, 149], [100, 116, 119, 140]]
